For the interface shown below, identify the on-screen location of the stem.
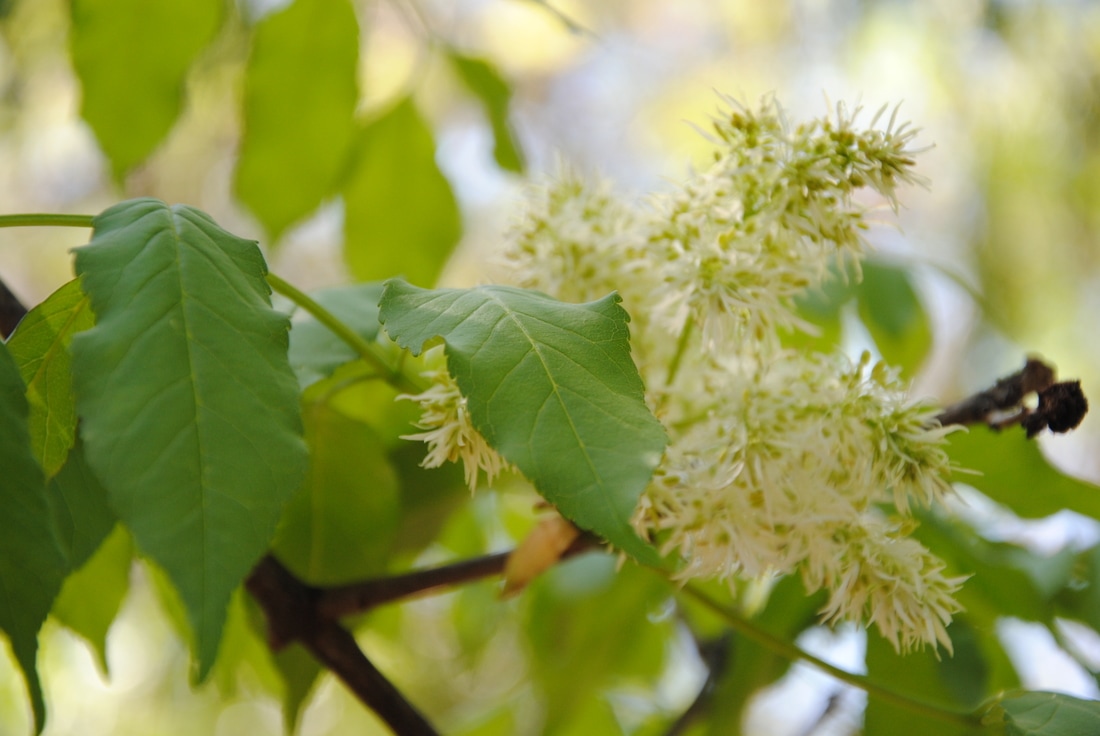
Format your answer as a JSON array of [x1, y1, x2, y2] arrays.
[[665, 316, 695, 387], [677, 583, 982, 730], [266, 272, 423, 395], [0, 213, 95, 228]]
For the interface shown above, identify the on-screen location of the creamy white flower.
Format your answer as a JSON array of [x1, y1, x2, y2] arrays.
[[423, 96, 965, 653], [397, 365, 513, 493]]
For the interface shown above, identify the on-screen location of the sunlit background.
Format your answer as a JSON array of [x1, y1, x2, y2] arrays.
[[2, 0, 1100, 734]]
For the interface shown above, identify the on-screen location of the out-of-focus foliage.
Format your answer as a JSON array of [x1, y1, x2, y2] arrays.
[[0, 1, 1099, 736]]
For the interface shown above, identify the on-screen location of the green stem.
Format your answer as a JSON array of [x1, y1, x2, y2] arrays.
[[266, 272, 423, 395], [664, 316, 695, 387], [0, 213, 95, 228], [677, 583, 983, 730]]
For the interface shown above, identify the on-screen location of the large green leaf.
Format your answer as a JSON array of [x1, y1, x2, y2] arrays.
[[235, 0, 359, 239], [50, 525, 132, 675], [273, 403, 400, 584], [69, 0, 222, 176], [947, 427, 1100, 521], [0, 341, 66, 732], [70, 198, 308, 677], [864, 632, 985, 736], [378, 280, 667, 563], [6, 278, 94, 479], [342, 98, 462, 286], [983, 691, 1100, 735], [449, 52, 525, 173], [287, 283, 384, 387]]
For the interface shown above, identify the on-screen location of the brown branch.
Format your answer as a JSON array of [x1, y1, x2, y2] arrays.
[[319, 533, 600, 619], [248, 536, 603, 733], [0, 275, 27, 339], [934, 357, 1087, 436], [246, 556, 439, 736]]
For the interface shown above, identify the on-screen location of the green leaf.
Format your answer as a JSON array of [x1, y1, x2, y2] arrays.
[[235, 0, 359, 239], [69, 0, 222, 176], [983, 691, 1100, 735], [287, 283, 383, 387], [913, 511, 1072, 624], [209, 590, 284, 700], [378, 280, 667, 563], [786, 268, 852, 353], [449, 53, 525, 173], [388, 441, 468, 556], [273, 642, 324, 733], [0, 340, 66, 733], [865, 632, 985, 736], [46, 439, 115, 571], [51, 525, 132, 675], [856, 261, 932, 378], [70, 198, 308, 678], [704, 576, 827, 733], [947, 427, 1100, 521], [273, 403, 400, 584], [1057, 544, 1100, 632], [6, 278, 94, 479], [343, 98, 462, 287], [526, 555, 671, 733]]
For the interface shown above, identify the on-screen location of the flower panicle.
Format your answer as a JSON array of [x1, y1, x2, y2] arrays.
[[645, 97, 926, 355], [486, 95, 962, 654]]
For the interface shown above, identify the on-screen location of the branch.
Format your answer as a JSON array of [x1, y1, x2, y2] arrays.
[[246, 556, 439, 736], [319, 534, 600, 618], [0, 276, 28, 339], [935, 357, 1087, 436], [248, 536, 602, 732], [677, 583, 983, 730]]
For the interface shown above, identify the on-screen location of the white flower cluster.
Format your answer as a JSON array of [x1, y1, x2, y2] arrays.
[[402, 97, 964, 653], [397, 359, 513, 493]]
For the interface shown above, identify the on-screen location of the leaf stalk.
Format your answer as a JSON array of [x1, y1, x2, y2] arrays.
[[265, 272, 423, 394], [676, 583, 983, 731], [0, 213, 96, 228]]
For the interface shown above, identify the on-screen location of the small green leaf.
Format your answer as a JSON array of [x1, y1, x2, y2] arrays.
[[273, 404, 400, 584], [70, 198, 308, 678], [51, 525, 132, 675], [449, 53, 525, 173], [46, 440, 115, 571], [273, 642, 323, 733], [69, 0, 222, 175], [0, 341, 67, 733], [786, 268, 852, 353], [983, 691, 1100, 735], [343, 98, 462, 286], [379, 280, 667, 563], [235, 0, 359, 239], [287, 283, 383, 387], [856, 261, 932, 378], [6, 278, 94, 479], [947, 427, 1100, 521], [208, 590, 283, 699]]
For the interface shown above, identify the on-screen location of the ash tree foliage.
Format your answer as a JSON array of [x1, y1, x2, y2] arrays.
[[0, 2, 1098, 736]]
